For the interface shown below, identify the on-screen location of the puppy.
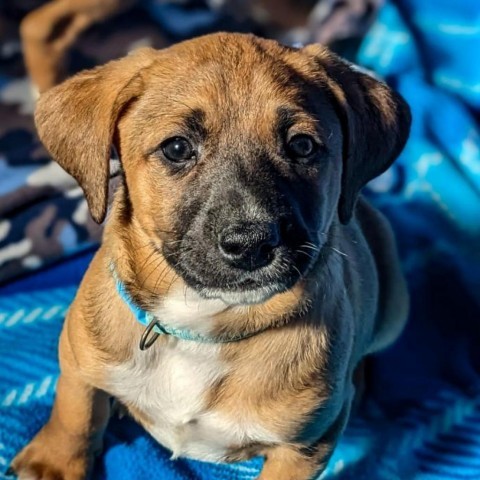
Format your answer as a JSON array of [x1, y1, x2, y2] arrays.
[[11, 33, 410, 480]]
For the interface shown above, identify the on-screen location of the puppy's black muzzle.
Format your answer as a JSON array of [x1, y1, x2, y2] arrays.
[[165, 159, 323, 301], [218, 222, 280, 271]]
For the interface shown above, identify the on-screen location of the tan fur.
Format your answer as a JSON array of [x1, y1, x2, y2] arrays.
[[12, 33, 409, 480]]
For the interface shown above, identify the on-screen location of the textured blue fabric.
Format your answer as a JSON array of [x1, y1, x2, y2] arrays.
[[1, 0, 480, 479], [359, 1, 480, 301], [354, 0, 480, 478], [1, 266, 479, 480]]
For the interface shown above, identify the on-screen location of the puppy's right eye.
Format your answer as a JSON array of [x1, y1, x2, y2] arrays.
[[161, 137, 195, 163]]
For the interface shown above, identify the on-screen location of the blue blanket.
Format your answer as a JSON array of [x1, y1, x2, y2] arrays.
[[1, 0, 480, 478]]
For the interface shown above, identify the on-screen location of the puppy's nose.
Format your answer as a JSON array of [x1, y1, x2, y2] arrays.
[[218, 222, 280, 270]]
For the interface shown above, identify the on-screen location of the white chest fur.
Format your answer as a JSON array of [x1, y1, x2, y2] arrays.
[[107, 289, 279, 462], [155, 285, 229, 336]]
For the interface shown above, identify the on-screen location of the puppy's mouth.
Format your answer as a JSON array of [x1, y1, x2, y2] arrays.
[[163, 242, 321, 306], [180, 273, 291, 305], [200, 284, 286, 305]]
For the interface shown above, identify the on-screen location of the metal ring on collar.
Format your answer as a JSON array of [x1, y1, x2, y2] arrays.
[[139, 319, 162, 350]]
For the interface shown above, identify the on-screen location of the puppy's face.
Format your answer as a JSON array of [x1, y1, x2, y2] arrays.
[[35, 34, 410, 305], [119, 45, 342, 304]]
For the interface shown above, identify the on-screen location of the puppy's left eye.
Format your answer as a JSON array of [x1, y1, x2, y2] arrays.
[[286, 134, 318, 160], [161, 137, 195, 163]]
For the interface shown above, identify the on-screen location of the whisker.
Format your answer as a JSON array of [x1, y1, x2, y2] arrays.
[[137, 252, 165, 288], [164, 239, 184, 246], [301, 243, 320, 253], [292, 265, 302, 278], [296, 248, 315, 260], [155, 225, 180, 234], [152, 258, 173, 292], [165, 269, 180, 297], [329, 247, 348, 258], [151, 244, 193, 293], [140, 255, 167, 290]]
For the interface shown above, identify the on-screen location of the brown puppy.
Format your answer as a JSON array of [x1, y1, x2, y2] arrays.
[[11, 33, 410, 480]]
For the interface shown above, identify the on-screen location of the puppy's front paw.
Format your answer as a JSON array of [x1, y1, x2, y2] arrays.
[[10, 426, 92, 480]]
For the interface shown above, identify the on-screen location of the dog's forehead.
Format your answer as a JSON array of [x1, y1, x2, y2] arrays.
[[130, 34, 337, 144], [162, 32, 296, 72], [140, 34, 315, 112]]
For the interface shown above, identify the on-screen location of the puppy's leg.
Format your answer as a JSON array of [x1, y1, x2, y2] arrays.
[[258, 445, 321, 480], [356, 199, 409, 354], [258, 402, 350, 480], [20, 0, 136, 93], [11, 331, 110, 480]]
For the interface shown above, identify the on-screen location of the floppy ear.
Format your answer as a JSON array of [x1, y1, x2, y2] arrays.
[[34, 48, 157, 223], [302, 45, 411, 224]]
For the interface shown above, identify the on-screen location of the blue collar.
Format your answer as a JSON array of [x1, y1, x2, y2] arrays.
[[114, 274, 265, 348]]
